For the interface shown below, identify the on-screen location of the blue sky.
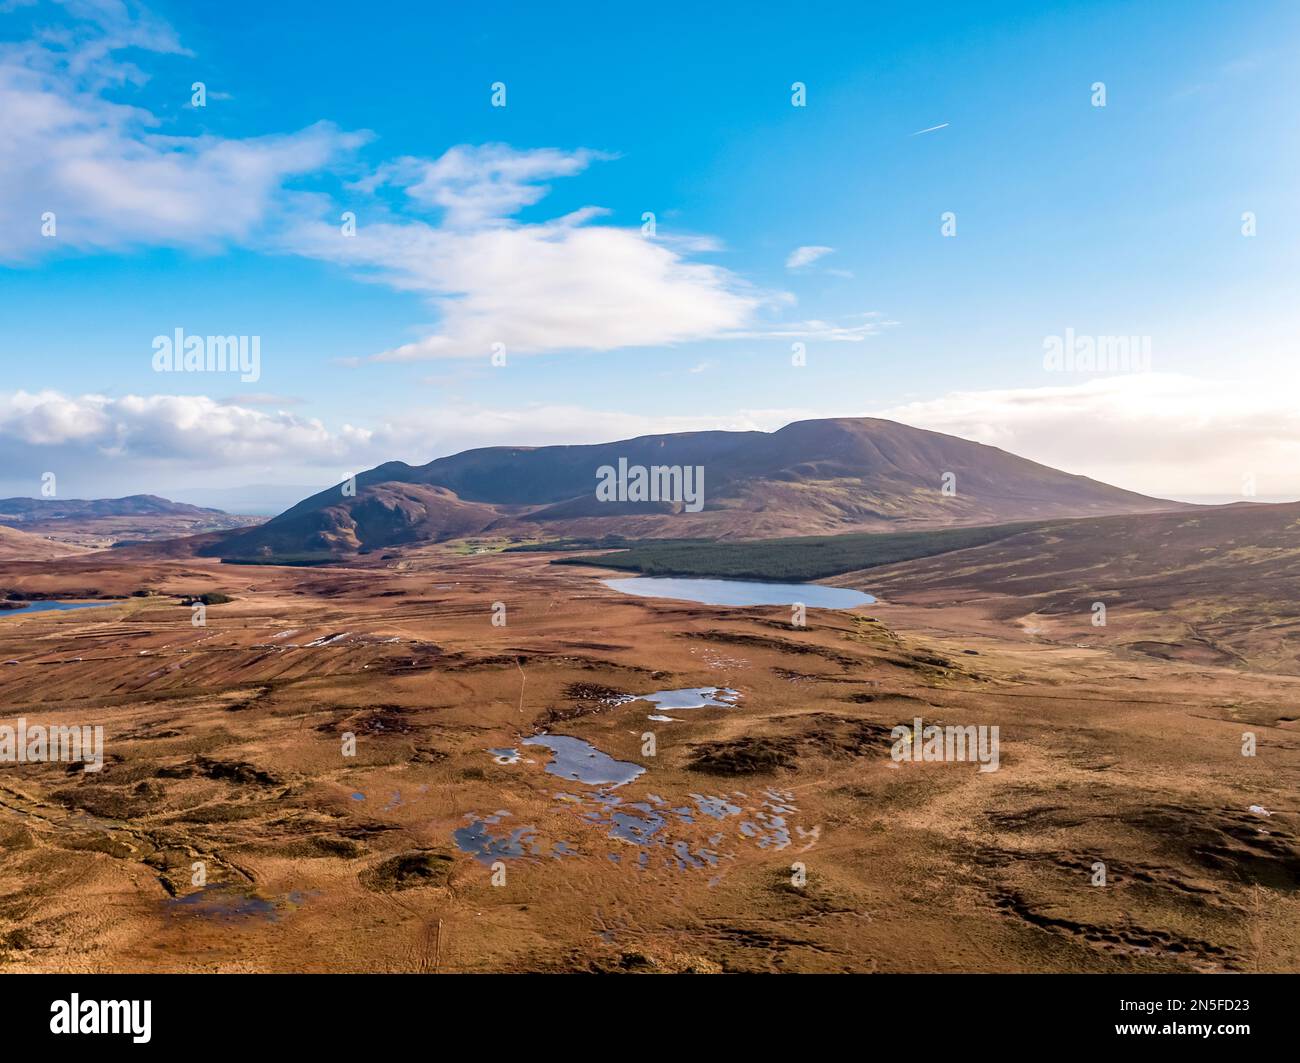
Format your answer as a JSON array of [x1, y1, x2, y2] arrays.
[[2, 0, 1298, 507]]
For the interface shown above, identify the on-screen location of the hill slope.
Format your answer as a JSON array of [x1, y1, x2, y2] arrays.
[[207, 417, 1185, 560], [0, 526, 91, 561], [853, 501, 1300, 673]]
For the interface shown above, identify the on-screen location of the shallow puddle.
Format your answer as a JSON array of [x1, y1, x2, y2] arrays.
[[167, 886, 282, 922], [453, 812, 537, 863], [454, 811, 580, 863]]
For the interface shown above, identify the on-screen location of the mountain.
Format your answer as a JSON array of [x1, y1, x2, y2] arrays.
[[206, 417, 1186, 561], [0, 494, 227, 522]]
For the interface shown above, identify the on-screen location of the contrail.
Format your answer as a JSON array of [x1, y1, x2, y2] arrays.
[[909, 122, 949, 136]]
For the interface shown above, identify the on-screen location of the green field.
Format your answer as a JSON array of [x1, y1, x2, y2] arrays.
[[554, 521, 1047, 582]]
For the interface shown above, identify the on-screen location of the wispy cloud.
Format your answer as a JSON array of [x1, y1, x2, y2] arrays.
[[730, 313, 893, 342], [351, 143, 614, 228], [785, 245, 835, 270]]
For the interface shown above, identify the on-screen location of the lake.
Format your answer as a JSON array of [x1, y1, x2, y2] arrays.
[[0, 600, 117, 617], [601, 577, 874, 609]]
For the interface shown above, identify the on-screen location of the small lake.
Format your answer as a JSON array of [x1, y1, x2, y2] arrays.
[[0, 600, 116, 617], [602, 577, 873, 609], [521, 734, 645, 788]]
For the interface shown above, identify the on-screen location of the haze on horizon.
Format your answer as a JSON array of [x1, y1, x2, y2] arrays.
[[2, 0, 1297, 509]]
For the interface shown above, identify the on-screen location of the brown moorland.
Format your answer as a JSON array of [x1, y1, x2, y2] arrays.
[[0, 521, 1294, 973]]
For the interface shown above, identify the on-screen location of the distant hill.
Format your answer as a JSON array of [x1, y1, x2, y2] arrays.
[[206, 417, 1186, 561], [0, 494, 226, 522], [0, 495, 262, 550]]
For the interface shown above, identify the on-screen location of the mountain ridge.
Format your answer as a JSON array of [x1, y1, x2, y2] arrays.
[[206, 417, 1190, 560]]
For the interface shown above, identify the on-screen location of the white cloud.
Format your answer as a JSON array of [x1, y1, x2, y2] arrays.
[[875, 373, 1300, 499], [291, 188, 766, 360], [0, 389, 359, 467], [0, 7, 363, 261], [785, 245, 835, 269], [354, 143, 609, 228]]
